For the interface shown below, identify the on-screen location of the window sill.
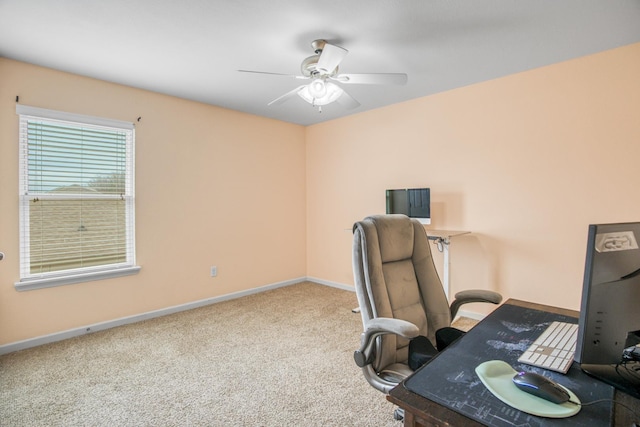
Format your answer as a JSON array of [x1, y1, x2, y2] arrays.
[[15, 266, 141, 291]]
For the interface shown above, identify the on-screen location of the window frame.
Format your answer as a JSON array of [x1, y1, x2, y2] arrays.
[[15, 105, 140, 291]]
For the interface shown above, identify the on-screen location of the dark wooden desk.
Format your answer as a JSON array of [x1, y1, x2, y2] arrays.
[[387, 299, 640, 426]]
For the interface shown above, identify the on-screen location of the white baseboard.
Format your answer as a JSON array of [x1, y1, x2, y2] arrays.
[[306, 277, 355, 292], [0, 276, 482, 356], [0, 276, 307, 356]]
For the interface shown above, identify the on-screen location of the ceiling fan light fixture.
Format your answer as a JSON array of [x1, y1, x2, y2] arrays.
[[298, 81, 343, 106]]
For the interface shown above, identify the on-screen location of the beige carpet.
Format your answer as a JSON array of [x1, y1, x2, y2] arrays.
[[0, 281, 476, 426]]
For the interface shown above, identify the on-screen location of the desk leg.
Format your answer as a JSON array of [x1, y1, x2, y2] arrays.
[[402, 410, 435, 427], [403, 411, 417, 426], [434, 237, 452, 302], [442, 238, 451, 302]]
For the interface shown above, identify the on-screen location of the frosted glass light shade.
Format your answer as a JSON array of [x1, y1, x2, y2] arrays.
[[308, 79, 327, 98], [298, 81, 343, 106]]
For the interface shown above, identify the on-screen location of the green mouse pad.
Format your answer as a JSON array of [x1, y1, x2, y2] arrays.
[[475, 360, 580, 418]]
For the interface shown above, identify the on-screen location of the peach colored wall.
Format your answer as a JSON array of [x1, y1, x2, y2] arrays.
[[306, 43, 640, 313], [0, 59, 306, 345]]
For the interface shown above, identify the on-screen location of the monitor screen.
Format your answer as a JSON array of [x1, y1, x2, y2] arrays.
[[386, 188, 430, 224]]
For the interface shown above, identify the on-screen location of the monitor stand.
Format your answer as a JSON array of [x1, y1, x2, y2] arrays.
[[581, 362, 640, 400]]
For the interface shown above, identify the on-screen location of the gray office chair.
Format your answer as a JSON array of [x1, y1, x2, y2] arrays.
[[352, 214, 502, 398]]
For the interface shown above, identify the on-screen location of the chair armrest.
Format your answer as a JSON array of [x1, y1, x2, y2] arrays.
[[449, 290, 502, 319], [353, 317, 420, 368]]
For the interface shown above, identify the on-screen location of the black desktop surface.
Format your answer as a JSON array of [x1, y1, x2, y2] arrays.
[[404, 303, 615, 427]]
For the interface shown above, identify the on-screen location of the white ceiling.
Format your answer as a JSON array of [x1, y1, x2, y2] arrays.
[[1, 0, 640, 126]]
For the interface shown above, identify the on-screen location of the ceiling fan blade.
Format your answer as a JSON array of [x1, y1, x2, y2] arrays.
[[333, 73, 408, 85], [316, 43, 348, 74], [238, 70, 308, 80], [336, 89, 360, 110], [267, 86, 306, 106]]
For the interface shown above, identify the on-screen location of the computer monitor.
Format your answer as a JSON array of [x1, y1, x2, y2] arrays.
[[386, 188, 430, 224], [575, 222, 640, 398]]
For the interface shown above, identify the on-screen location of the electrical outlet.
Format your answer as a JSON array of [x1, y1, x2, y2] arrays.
[[210, 266, 217, 277]]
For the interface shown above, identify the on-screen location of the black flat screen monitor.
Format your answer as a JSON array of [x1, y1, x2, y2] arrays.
[[386, 188, 430, 224], [575, 222, 640, 398]]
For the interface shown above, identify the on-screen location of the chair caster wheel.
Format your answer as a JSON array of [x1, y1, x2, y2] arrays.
[[393, 408, 404, 421]]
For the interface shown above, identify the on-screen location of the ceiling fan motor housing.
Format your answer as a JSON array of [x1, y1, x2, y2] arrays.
[[301, 39, 338, 78], [301, 55, 339, 78]]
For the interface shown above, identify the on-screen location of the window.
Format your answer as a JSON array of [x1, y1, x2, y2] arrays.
[[16, 105, 139, 291]]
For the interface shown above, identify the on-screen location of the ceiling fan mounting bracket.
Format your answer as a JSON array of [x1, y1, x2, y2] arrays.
[[311, 39, 326, 54]]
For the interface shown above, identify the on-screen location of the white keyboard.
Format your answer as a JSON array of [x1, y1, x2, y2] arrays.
[[517, 321, 579, 374]]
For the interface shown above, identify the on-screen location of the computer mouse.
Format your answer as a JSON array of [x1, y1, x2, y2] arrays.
[[512, 371, 570, 404]]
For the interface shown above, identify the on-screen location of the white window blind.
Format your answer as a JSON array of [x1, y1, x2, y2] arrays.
[[17, 105, 138, 290]]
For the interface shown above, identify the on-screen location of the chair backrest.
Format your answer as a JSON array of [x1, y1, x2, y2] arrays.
[[352, 214, 451, 371]]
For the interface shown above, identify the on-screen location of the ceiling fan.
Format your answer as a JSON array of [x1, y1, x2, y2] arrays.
[[239, 39, 408, 112]]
